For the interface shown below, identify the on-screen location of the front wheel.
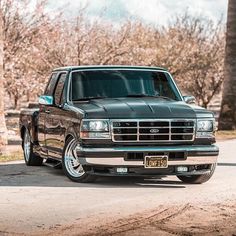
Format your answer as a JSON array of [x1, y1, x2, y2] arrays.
[[62, 136, 96, 183], [177, 164, 216, 184]]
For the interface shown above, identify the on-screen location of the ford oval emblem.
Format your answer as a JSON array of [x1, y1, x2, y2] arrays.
[[150, 128, 159, 133]]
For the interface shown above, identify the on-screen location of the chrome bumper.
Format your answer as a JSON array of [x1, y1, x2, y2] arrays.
[[77, 145, 219, 167], [79, 156, 218, 166]]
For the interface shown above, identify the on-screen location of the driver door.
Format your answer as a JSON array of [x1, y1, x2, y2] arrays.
[[44, 72, 67, 159], [38, 72, 58, 156]]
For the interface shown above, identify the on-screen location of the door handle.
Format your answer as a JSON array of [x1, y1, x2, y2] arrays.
[[45, 110, 51, 114]]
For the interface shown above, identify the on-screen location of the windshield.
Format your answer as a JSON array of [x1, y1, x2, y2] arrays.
[[70, 70, 182, 101]]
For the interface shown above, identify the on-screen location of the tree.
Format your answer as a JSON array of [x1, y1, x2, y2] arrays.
[[1, 0, 50, 108], [0, 3, 225, 110], [219, 0, 236, 130], [150, 15, 225, 108], [0, 8, 7, 151]]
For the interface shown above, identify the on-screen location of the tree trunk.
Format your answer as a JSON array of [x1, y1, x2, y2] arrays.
[[0, 9, 7, 151], [219, 0, 236, 130], [14, 95, 18, 109]]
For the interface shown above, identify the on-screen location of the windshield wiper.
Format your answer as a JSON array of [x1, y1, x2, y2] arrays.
[[126, 94, 172, 100], [73, 96, 108, 101]]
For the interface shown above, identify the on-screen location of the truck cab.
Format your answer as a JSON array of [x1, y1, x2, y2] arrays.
[[20, 66, 219, 183]]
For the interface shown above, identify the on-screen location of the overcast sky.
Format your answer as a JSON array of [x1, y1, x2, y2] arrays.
[[48, 0, 228, 26]]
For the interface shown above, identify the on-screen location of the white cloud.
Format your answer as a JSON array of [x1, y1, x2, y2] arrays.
[[119, 0, 227, 25], [120, 0, 169, 26], [48, 0, 228, 26]]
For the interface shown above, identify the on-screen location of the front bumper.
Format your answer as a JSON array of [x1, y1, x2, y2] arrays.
[[77, 145, 219, 167], [79, 156, 217, 166], [76, 145, 219, 175]]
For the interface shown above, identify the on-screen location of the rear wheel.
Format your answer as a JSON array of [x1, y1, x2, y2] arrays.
[[23, 129, 43, 166], [62, 136, 96, 183], [177, 164, 216, 184]]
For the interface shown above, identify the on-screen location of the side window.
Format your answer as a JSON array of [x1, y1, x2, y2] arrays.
[[154, 72, 177, 100], [54, 73, 67, 106], [44, 73, 58, 96]]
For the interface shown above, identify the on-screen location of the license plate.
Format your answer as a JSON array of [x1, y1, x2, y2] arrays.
[[144, 156, 168, 168]]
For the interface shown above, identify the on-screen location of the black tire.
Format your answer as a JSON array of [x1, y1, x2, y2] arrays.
[[62, 136, 96, 183], [177, 164, 216, 184], [23, 129, 43, 166]]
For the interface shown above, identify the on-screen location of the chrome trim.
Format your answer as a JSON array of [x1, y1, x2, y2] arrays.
[[111, 119, 196, 143], [64, 138, 85, 177], [76, 144, 219, 153], [79, 155, 218, 166], [23, 129, 31, 162]]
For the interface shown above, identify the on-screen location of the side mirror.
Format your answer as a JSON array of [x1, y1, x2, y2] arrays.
[[183, 95, 196, 104], [39, 95, 53, 105]]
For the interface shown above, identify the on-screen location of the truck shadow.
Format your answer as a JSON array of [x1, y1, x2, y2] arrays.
[[217, 162, 236, 167], [0, 162, 187, 188]]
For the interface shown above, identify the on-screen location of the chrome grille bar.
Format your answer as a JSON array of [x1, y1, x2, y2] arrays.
[[111, 119, 196, 142]]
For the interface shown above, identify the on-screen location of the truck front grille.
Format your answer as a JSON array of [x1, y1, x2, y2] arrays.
[[111, 119, 195, 142]]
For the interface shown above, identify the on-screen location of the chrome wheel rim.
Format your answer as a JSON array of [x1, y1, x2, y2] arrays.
[[24, 130, 31, 162], [64, 139, 85, 178]]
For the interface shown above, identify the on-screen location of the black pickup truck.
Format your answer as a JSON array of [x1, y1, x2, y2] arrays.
[[19, 66, 219, 183]]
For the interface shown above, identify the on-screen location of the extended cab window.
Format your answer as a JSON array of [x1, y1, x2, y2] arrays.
[[71, 70, 181, 101], [54, 73, 67, 106], [44, 73, 58, 96]]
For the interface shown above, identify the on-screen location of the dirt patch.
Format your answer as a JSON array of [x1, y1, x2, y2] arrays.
[[39, 201, 236, 236]]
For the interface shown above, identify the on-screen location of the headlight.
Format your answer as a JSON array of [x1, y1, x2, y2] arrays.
[[197, 120, 213, 132], [196, 119, 215, 138], [80, 120, 110, 139]]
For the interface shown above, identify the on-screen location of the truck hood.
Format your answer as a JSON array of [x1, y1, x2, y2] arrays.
[[73, 97, 210, 119]]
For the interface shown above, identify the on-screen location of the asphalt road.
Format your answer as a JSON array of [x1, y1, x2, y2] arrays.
[[0, 139, 236, 235]]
